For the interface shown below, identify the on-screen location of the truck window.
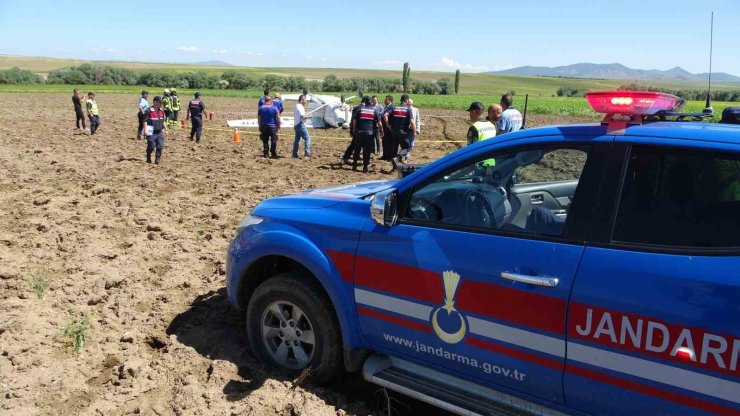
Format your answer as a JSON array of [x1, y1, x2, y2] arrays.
[[613, 145, 740, 248]]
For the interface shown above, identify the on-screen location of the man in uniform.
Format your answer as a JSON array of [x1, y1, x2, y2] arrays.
[[137, 90, 149, 139], [72, 89, 87, 131], [351, 96, 382, 173], [498, 93, 523, 134], [186, 92, 206, 143], [170, 88, 181, 126], [144, 96, 168, 165], [258, 89, 270, 109], [86, 92, 100, 135], [467, 101, 496, 145], [384, 94, 415, 169], [162, 89, 172, 126], [273, 92, 284, 114], [258, 96, 281, 158], [341, 103, 363, 165]]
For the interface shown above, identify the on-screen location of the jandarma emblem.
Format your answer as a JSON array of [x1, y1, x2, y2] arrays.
[[431, 271, 467, 344]]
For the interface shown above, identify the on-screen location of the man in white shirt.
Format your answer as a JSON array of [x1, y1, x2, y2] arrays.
[[497, 93, 523, 134], [292, 94, 312, 158], [137, 90, 149, 139], [408, 99, 421, 152]]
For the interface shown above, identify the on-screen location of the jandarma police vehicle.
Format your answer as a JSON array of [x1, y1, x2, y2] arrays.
[[226, 91, 740, 416]]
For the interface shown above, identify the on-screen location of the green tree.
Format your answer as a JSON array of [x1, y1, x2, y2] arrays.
[[454, 69, 460, 94], [402, 62, 410, 93]]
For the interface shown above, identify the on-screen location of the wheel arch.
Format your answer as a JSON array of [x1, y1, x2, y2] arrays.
[[233, 231, 364, 352]]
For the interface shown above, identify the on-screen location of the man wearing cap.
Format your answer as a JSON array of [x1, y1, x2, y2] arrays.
[[467, 101, 497, 145], [144, 96, 168, 165], [137, 90, 149, 139], [498, 93, 523, 134], [170, 88, 181, 126], [351, 96, 382, 173], [186, 92, 206, 143], [258, 96, 281, 158], [384, 94, 415, 169]]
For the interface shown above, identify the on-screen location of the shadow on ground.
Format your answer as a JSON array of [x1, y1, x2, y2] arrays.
[[166, 288, 414, 414]]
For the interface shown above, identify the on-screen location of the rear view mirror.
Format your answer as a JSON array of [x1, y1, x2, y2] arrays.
[[370, 189, 398, 227], [515, 150, 543, 166]]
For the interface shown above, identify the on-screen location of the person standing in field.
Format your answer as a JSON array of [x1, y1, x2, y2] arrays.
[[86, 92, 100, 135], [137, 90, 149, 139], [258, 96, 281, 158], [371, 95, 383, 154], [273, 92, 284, 114], [186, 92, 206, 143], [292, 94, 311, 159], [497, 93, 523, 134], [144, 96, 168, 165], [352, 96, 382, 173], [385, 94, 415, 169], [341, 103, 363, 165], [72, 89, 87, 131], [258, 89, 270, 109], [379, 95, 394, 160], [408, 98, 421, 154], [466, 101, 496, 145], [162, 89, 173, 126], [170, 88, 181, 126]]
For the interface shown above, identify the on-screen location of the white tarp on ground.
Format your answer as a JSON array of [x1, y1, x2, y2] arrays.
[[226, 93, 353, 129]]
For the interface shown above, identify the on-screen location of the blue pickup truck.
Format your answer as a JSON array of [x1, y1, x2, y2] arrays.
[[226, 92, 740, 416]]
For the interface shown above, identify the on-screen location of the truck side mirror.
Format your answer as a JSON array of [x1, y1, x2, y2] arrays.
[[370, 189, 398, 227]]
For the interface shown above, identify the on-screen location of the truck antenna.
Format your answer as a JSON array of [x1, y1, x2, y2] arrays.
[[521, 94, 529, 129], [703, 11, 714, 115]]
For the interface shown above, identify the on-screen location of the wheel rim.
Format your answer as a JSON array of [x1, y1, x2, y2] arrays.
[[260, 301, 316, 370]]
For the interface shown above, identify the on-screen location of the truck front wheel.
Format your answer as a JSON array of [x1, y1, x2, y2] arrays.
[[246, 272, 342, 384]]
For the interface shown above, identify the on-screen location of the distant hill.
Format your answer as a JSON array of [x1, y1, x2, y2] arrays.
[[193, 60, 233, 66], [488, 63, 740, 83]]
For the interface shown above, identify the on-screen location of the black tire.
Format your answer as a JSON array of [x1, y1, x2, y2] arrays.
[[246, 272, 342, 384]]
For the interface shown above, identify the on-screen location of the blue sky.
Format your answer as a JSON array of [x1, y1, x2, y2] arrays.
[[1, 0, 739, 75]]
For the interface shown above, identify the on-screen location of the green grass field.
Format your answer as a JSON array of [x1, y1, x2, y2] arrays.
[[1, 83, 731, 121]]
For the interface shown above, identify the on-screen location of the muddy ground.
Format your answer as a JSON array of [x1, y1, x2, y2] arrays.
[[0, 93, 594, 416]]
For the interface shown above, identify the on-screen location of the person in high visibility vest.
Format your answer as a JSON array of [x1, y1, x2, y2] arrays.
[[467, 101, 497, 167], [170, 88, 181, 125], [162, 89, 173, 124]]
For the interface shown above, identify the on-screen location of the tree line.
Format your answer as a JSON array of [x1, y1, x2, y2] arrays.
[[0, 63, 456, 95]]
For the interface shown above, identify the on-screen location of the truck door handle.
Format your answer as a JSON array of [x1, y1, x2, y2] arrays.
[[501, 271, 559, 288], [530, 193, 544, 204]]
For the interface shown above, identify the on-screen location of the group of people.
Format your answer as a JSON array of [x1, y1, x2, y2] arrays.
[[466, 93, 524, 146], [72, 88, 525, 169], [71, 89, 100, 135], [136, 89, 182, 139]]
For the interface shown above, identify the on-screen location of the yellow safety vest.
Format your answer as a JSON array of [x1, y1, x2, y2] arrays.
[[171, 95, 180, 110], [470, 120, 497, 166], [162, 95, 172, 110]]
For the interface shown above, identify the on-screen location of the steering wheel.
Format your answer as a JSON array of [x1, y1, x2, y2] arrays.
[[464, 190, 495, 227], [409, 197, 435, 221]]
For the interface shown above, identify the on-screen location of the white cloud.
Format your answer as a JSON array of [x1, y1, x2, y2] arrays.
[[213, 48, 229, 55], [429, 56, 512, 73], [237, 51, 263, 56], [176, 46, 199, 53], [105, 48, 120, 53], [383, 60, 401, 65]]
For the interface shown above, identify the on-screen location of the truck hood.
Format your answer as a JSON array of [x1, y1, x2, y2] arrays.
[[254, 179, 399, 211]]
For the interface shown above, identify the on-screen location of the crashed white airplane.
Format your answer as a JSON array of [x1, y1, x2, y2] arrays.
[[226, 93, 357, 129]]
